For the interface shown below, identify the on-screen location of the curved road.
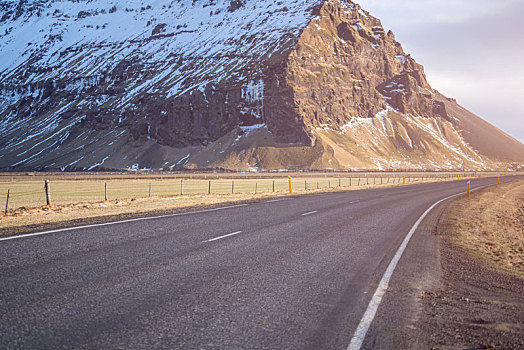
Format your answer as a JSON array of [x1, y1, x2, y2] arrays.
[[0, 176, 515, 349]]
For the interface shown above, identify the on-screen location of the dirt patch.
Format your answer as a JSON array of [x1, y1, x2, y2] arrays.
[[418, 181, 524, 349]]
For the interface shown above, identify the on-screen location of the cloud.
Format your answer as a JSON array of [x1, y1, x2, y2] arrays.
[[357, 0, 524, 142], [358, 0, 521, 25]]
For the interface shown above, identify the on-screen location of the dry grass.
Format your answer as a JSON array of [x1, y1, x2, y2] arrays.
[[0, 173, 474, 234], [446, 180, 524, 279], [0, 173, 470, 211]]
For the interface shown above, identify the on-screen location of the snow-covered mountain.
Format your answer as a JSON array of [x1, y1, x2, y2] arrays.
[[1, 0, 523, 171]]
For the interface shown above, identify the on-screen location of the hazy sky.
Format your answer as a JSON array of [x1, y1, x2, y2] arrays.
[[357, 0, 524, 144]]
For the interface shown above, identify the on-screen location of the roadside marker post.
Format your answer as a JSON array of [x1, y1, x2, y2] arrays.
[[288, 177, 292, 194], [403, 176, 405, 185], [180, 179, 183, 195], [104, 182, 108, 201], [208, 180, 211, 195], [498, 177, 500, 185], [44, 180, 51, 205], [5, 189, 9, 214], [467, 182, 470, 198]]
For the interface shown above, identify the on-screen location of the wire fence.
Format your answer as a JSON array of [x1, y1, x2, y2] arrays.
[[0, 172, 516, 213]]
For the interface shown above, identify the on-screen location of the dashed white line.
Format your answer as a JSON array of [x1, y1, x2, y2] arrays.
[[0, 204, 248, 242], [204, 231, 242, 243], [301, 211, 318, 216], [266, 198, 292, 203]]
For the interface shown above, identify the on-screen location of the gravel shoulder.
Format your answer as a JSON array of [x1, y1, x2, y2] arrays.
[[418, 180, 524, 349]]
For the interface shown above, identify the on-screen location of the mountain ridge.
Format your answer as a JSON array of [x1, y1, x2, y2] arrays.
[[0, 0, 523, 171]]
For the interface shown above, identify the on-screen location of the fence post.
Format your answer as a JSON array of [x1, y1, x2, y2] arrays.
[[5, 189, 9, 214], [180, 179, 183, 195], [44, 180, 51, 205], [255, 182, 258, 194], [149, 183, 152, 197], [339, 177, 341, 187], [328, 180, 331, 188], [358, 178, 360, 186], [104, 182, 108, 201], [273, 180, 275, 193], [208, 180, 211, 195], [232, 180, 234, 194], [305, 180, 307, 191]]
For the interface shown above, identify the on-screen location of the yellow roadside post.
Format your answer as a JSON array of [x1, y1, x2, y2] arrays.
[[288, 176, 292, 194], [403, 176, 405, 185], [457, 174, 460, 180], [467, 181, 470, 198], [498, 177, 500, 185]]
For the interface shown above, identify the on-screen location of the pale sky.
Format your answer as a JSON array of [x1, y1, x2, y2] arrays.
[[357, 0, 524, 144]]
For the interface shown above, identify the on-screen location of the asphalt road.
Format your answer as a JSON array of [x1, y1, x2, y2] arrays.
[[0, 176, 516, 349]]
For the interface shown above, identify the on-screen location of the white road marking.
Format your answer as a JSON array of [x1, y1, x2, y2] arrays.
[[301, 211, 318, 216], [266, 198, 292, 203], [0, 204, 248, 242], [347, 182, 494, 350], [204, 231, 242, 243]]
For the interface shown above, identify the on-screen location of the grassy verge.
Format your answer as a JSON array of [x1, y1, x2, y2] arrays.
[[445, 180, 524, 279]]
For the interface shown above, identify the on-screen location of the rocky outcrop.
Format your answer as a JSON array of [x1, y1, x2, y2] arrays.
[[0, 0, 522, 171]]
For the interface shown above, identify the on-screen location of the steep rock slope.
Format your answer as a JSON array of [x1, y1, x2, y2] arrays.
[[0, 0, 522, 171]]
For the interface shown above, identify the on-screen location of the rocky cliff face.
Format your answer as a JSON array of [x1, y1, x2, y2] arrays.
[[0, 0, 523, 171]]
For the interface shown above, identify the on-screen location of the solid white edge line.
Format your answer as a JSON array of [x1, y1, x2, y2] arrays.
[[347, 183, 493, 350], [301, 211, 318, 216], [204, 231, 242, 243], [0, 204, 248, 242]]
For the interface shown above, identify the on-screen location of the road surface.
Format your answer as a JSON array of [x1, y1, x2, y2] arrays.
[[0, 176, 516, 349]]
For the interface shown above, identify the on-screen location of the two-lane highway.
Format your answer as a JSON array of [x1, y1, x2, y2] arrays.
[[0, 176, 515, 349]]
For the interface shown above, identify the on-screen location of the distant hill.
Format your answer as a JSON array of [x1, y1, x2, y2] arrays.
[[1, 0, 523, 171]]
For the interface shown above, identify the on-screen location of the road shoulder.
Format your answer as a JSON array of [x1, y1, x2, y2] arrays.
[[418, 182, 524, 349], [363, 180, 524, 349]]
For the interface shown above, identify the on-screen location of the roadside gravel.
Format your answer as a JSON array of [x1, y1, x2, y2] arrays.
[[419, 181, 524, 349]]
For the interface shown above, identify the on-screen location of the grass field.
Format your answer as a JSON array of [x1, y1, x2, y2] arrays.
[[445, 179, 524, 279], [0, 171, 508, 212], [0, 171, 518, 235]]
